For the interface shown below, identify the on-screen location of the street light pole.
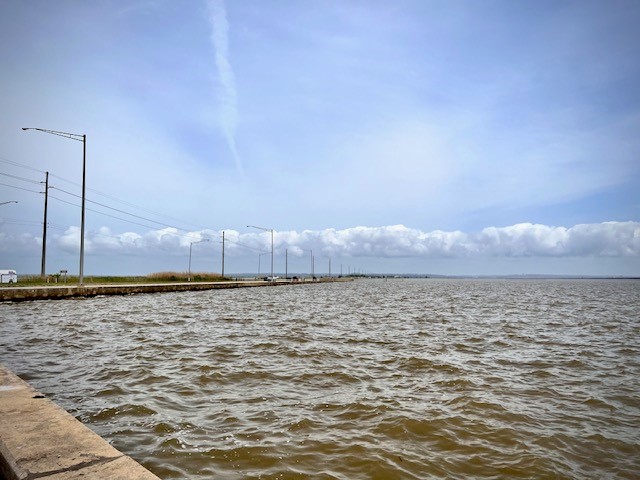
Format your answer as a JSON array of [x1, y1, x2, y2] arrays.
[[188, 239, 210, 281], [23, 128, 86, 285], [221, 231, 225, 278], [303, 249, 313, 280], [247, 225, 274, 282]]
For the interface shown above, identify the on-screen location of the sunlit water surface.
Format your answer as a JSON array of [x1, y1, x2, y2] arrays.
[[1, 279, 639, 479]]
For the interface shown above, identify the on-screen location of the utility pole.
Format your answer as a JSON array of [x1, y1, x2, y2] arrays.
[[80, 134, 86, 284], [23, 128, 86, 285], [329, 258, 331, 278], [40, 171, 49, 279], [221, 231, 225, 278], [285, 248, 288, 279]]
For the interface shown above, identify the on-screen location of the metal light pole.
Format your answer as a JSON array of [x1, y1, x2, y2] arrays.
[[247, 225, 274, 282], [221, 231, 225, 278], [303, 249, 313, 280], [23, 128, 86, 285], [188, 239, 210, 281]]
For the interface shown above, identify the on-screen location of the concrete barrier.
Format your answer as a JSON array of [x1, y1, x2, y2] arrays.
[[0, 278, 352, 303], [0, 365, 161, 480]]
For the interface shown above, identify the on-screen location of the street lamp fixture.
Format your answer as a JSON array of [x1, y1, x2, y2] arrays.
[[188, 239, 210, 281], [247, 225, 274, 283], [23, 127, 87, 285], [0, 201, 18, 206]]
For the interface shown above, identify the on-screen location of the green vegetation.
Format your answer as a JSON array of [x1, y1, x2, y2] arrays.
[[3, 272, 228, 286], [147, 271, 226, 282]]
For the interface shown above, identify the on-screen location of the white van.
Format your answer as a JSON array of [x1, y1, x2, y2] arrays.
[[0, 269, 18, 283]]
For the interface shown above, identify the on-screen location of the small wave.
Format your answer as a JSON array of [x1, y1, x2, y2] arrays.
[[373, 415, 453, 442], [95, 385, 127, 397], [196, 372, 226, 385], [311, 401, 390, 422], [453, 342, 482, 353], [153, 421, 178, 434], [530, 369, 556, 379], [299, 370, 361, 385], [434, 378, 478, 389], [563, 359, 588, 369], [582, 397, 616, 411], [286, 417, 320, 432], [87, 403, 157, 421], [396, 356, 435, 370]]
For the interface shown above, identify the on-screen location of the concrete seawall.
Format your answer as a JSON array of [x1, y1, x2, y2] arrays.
[[0, 278, 352, 302], [0, 364, 161, 480]]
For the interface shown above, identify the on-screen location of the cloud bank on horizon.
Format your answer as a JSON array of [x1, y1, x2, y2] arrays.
[[2, 221, 638, 263], [0, 0, 639, 275]]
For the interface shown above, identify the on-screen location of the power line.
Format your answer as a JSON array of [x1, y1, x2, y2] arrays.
[[0, 156, 46, 175], [0, 182, 41, 194], [0, 171, 41, 185], [49, 172, 211, 232], [0, 221, 71, 234], [0, 217, 42, 227], [51, 186, 189, 231], [224, 238, 268, 253], [1, 155, 210, 231], [49, 195, 172, 231], [0, 177, 206, 240], [48, 195, 201, 240], [1, 155, 213, 233]]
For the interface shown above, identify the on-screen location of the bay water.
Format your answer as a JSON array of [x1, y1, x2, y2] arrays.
[[1, 279, 639, 479]]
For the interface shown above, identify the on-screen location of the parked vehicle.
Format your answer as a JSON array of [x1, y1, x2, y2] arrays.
[[0, 269, 18, 283]]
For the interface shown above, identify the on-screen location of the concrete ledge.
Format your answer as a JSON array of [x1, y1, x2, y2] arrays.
[[0, 365, 161, 480], [0, 278, 352, 303]]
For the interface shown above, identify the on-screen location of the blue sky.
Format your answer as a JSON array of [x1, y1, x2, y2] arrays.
[[1, 0, 639, 276]]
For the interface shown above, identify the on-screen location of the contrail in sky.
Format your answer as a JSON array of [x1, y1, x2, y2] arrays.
[[207, 0, 243, 173]]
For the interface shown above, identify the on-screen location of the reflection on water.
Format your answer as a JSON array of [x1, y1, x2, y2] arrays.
[[1, 279, 639, 479]]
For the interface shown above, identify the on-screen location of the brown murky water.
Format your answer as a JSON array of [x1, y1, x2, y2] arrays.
[[1, 279, 639, 479]]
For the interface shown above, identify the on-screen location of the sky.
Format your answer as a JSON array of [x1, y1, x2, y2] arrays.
[[0, 0, 639, 277]]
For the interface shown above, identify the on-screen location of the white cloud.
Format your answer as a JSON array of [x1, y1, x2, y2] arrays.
[[2, 222, 638, 261], [207, 0, 242, 173]]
